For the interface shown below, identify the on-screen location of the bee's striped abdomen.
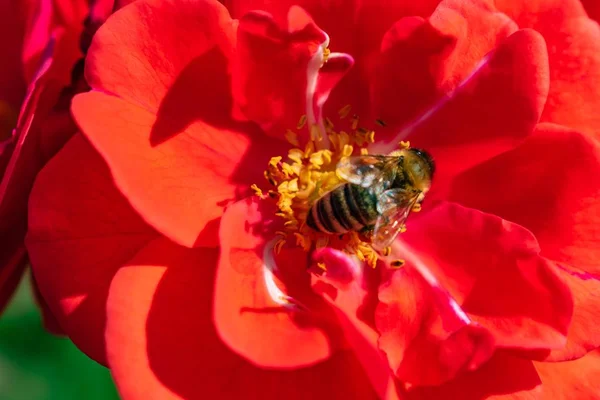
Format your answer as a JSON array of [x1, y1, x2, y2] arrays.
[[306, 184, 379, 234]]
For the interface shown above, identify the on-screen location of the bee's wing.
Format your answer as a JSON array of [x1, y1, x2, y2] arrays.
[[371, 188, 421, 250], [336, 155, 399, 192]]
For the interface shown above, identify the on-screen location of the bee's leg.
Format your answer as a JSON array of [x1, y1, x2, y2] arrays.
[[360, 225, 375, 238]]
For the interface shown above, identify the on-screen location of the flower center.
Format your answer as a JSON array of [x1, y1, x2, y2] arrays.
[[253, 107, 413, 269]]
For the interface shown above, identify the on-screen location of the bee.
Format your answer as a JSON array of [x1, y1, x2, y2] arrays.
[[306, 148, 435, 250]]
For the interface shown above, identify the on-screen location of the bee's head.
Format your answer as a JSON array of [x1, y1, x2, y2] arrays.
[[401, 148, 435, 192]]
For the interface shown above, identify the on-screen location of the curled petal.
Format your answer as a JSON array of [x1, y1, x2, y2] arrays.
[[372, 29, 549, 193], [389, 202, 573, 352], [215, 197, 346, 368], [450, 123, 600, 359], [376, 266, 495, 386], [231, 6, 353, 140], [372, 0, 518, 129]]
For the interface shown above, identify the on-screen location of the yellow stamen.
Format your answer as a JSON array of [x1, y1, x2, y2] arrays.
[[399, 140, 411, 149], [256, 107, 420, 271], [297, 115, 307, 129], [316, 262, 327, 272], [412, 203, 422, 212], [390, 259, 405, 268], [322, 47, 331, 64], [338, 104, 352, 119], [250, 184, 263, 197], [351, 114, 359, 130], [285, 129, 299, 146]]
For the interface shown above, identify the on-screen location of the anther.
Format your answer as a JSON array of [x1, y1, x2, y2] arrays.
[[390, 259, 405, 268], [338, 104, 352, 119], [297, 115, 307, 129]]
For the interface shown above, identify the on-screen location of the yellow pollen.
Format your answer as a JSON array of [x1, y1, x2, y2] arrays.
[[251, 108, 415, 271], [322, 47, 331, 64], [316, 262, 327, 272], [412, 203, 422, 212], [399, 140, 411, 149]]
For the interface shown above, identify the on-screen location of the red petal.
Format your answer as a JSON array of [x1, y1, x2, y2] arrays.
[[372, 29, 549, 193], [231, 6, 353, 139], [496, 0, 600, 137], [311, 248, 399, 399], [396, 202, 573, 351], [85, 0, 234, 113], [226, 0, 441, 119], [106, 239, 377, 400], [215, 197, 348, 368], [372, 0, 517, 129], [404, 351, 542, 400], [26, 134, 157, 365], [450, 123, 600, 360], [75, 0, 290, 247], [450, 123, 600, 273], [72, 89, 282, 248], [535, 349, 600, 399], [377, 266, 495, 386]]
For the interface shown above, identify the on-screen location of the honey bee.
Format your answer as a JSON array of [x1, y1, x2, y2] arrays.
[[306, 148, 435, 250]]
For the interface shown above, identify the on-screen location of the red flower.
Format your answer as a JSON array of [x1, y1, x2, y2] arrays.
[[0, 0, 87, 313], [0, 0, 121, 318], [27, 0, 600, 398]]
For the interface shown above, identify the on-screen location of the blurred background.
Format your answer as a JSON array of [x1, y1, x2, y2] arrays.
[[0, 273, 120, 400]]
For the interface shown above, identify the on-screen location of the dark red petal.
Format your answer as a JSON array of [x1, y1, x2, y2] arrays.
[[496, 0, 600, 137], [106, 239, 377, 400], [377, 266, 495, 386], [0, 0, 26, 110], [216, 197, 347, 368], [85, 0, 234, 113], [231, 6, 353, 139], [372, 29, 549, 194], [0, 35, 65, 305], [396, 202, 573, 351], [535, 349, 600, 399], [72, 89, 282, 248], [404, 351, 542, 400], [26, 134, 157, 365], [581, 0, 600, 22], [372, 0, 517, 129]]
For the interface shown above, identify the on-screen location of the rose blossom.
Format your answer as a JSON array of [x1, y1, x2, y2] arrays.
[[27, 0, 600, 398]]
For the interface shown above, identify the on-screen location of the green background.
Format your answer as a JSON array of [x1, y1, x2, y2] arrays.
[[0, 273, 120, 400]]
